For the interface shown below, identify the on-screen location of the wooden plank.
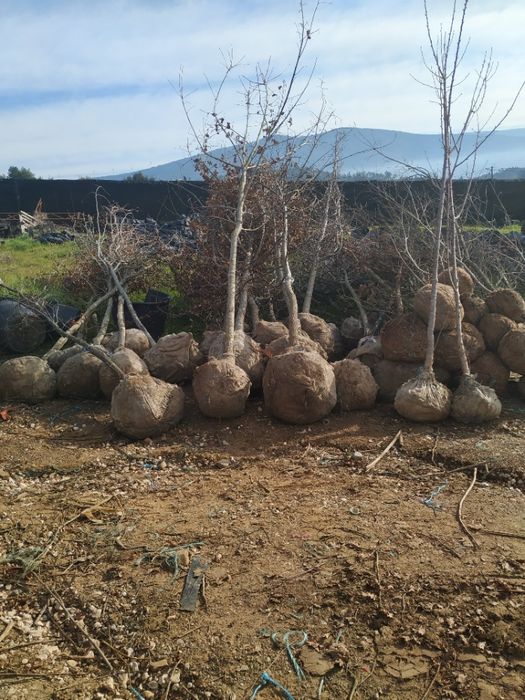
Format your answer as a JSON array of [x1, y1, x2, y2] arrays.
[[180, 556, 209, 612]]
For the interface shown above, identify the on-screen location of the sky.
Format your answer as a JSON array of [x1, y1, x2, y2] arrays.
[[1, 0, 524, 178]]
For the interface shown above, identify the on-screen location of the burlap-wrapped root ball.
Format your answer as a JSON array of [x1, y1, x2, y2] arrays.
[[498, 328, 525, 374], [340, 316, 364, 351], [144, 332, 203, 384], [199, 330, 222, 359], [394, 369, 452, 422], [470, 352, 510, 397], [99, 348, 149, 399], [47, 345, 83, 372], [252, 320, 288, 346], [193, 358, 251, 418], [207, 331, 265, 388], [347, 337, 383, 370], [332, 358, 378, 411], [57, 351, 104, 399], [111, 374, 184, 439], [434, 323, 485, 371], [263, 350, 336, 424], [479, 314, 517, 351], [462, 295, 487, 326], [451, 375, 502, 424], [267, 331, 327, 359], [438, 266, 474, 297], [380, 314, 428, 363], [414, 282, 461, 331], [373, 360, 450, 402], [103, 329, 151, 357], [0, 356, 56, 403], [299, 313, 344, 360], [486, 288, 525, 322]]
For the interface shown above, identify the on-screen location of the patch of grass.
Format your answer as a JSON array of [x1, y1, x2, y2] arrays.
[[0, 236, 75, 294]]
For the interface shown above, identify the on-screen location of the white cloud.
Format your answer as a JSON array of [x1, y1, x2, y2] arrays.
[[0, 0, 523, 177]]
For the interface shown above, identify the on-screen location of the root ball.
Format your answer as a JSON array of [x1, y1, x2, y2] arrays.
[[0, 356, 56, 403], [332, 358, 378, 411], [111, 374, 184, 439], [57, 351, 104, 399], [192, 358, 251, 418], [438, 266, 474, 297], [380, 314, 428, 363], [103, 329, 151, 357], [470, 351, 510, 397], [434, 323, 485, 371], [486, 288, 525, 322], [263, 350, 336, 424], [414, 282, 461, 331], [144, 332, 203, 384], [99, 348, 149, 399], [394, 370, 452, 422], [451, 375, 502, 424], [497, 328, 525, 374]]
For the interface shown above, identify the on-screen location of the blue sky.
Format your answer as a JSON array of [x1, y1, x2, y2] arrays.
[[1, 0, 524, 178]]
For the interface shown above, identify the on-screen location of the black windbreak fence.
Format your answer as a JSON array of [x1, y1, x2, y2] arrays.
[[0, 178, 524, 225]]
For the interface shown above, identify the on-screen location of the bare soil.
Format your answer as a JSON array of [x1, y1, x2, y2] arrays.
[[0, 392, 524, 700]]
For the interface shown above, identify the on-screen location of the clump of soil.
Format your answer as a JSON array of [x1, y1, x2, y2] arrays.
[[380, 313, 428, 363], [263, 350, 336, 424], [103, 328, 151, 357], [461, 294, 487, 325], [0, 356, 56, 403], [486, 288, 525, 322], [434, 323, 485, 371], [478, 313, 516, 351], [340, 316, 364, 350], [332, 358, 378, 411], [414, 282, 461, 331], [438, 266, 474, 297], [192, 358, 251, 418], [252, 320, 288, 346], [394, 369, 452, 422], [470, 351, 510, 397], [497, 328, 525, 374], [451, 375, 502, 423], [207, 330, 265, 388], [144, 332, 203, 384], [299, 312, 343, 360], [57, 351, 103, 399], [111, 374, 184, 438], [99, 348, 149, 399]]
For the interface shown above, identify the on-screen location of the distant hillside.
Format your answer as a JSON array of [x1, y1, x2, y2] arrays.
[[101, 127, 525, 181]]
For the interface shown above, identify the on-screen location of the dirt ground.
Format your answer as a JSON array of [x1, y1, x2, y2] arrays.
[[0, 392, 524, 700]]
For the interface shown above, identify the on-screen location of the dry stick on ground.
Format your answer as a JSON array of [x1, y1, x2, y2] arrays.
[[420, 662, 441, 700], [467, 526, 525, 541], [457, 467, 479, 548], [347, 656, 378, 700], [364, 430, 403, 473], [35, 577, 114, 672]]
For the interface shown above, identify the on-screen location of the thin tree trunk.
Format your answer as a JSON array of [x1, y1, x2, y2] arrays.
[[43, 286, 117, 358], [248, 295, 260, 330], [224, 168, 247, 361], [107, 266, 155, 347], [344, 272, 370, 335], [92, 296, 114, 346], [235, 243, 252, 331], [280, 203, 301, 346], [302, 254, 319, 314], [116, 295, 126, 349]]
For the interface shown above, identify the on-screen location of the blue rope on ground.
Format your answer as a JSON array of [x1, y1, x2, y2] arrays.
[[422, 481, 448, 510], [271, 630, 308, 681], [130, 688, 146, 700], [250, 672, 296, 700]]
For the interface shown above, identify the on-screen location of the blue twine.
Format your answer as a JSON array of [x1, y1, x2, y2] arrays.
[[131, 688, 146, 700], [422, 481, 448, 510], [271, 630, 308, 681], [250, 672, 296, 700]]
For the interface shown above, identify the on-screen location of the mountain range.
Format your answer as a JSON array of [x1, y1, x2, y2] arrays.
[[101, 127, 525, 181]]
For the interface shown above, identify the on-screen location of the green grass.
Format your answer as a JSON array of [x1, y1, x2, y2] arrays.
[[0, 236, 75, 295]]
